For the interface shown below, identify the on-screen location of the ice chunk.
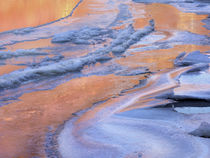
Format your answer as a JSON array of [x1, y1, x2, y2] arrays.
[[173, 71, 210, 100], [52, 27, 112, 44], [190, 122, 210, 138], [0, 20, 155, 90], [174, 51, 210, 66], [116, 67, 150, 76], [167, 31, 210, 46], [175, 107, 210, 114], [110, 20, 155, 54], [0, 53, 112, 89], [13, 27, 34, 35], [0, 49, 48, 60], [133, 0, 193, 4]]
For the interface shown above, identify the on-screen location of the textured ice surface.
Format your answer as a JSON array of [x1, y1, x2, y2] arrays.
[[133, 0, 194, 3], [129, 31, 210, 55], [175, 107, 210, 114], [115, 67, 150, 76], [174, 51, 210, 66], [13, 27, 34, 35], [203, 17, 210, 30], [57, 67, 210, 158], [109, 4, 132, 26], [133, 0, 210, 4], [0, 55, 108, 89], [165, 31, 210, 46], [174, 72, 210, 100], [174, 0, 210, 14], [172, 50, 210, 100], [133, 0, 210, 14], [0, 21, 155, 90], [52, 27, 112, 44], [0, 49, 48, 60], [190, 122, 210, 138], [58, 107, 210, 158]]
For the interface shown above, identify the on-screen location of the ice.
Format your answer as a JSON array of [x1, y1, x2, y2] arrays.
[[116, 67, 150, 76], [109, 4, 132, 26], [202, 17, 210, 30], [0, 49, 48, 60], [171, 51, 210, 100], [133, 0, 210, 14], [110, 20, 155, 54], [190, 122, 210, 138], [133, 0, 193, 3], [0, 20, 155, 90], [58, 107, 210, 158], [174, 51, 210, 66], [13, 27, 34, 35], [52, 27, 112, 44], [173, 72, 210, 100], [175, 107, 210, 114], [166, 31, 210, 46]]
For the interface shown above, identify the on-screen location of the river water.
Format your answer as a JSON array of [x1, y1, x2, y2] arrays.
[[0, 0, 209, 157]]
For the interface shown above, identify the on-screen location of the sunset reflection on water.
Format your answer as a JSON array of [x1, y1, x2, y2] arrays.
[[129, 2, 209, 35], [0, 0, 209, 157], [0, 0, 79, 32]]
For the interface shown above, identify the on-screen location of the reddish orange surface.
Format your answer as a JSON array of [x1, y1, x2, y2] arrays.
[[0, 0, 79, 32]]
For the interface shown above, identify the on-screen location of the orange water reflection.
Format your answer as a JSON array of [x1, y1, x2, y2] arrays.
[[0, 74, 141, 157], [5, 39, 53, 51], [74, 66, 190, 132], [0, 0, 210, 157], [0, 65, 25, 76], [129, 3, 209, 35], [116, 45, 210, 72], [0, 0, 79, 32]]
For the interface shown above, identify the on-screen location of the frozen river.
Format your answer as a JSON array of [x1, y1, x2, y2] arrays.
[[0, 0, 209, 157]]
